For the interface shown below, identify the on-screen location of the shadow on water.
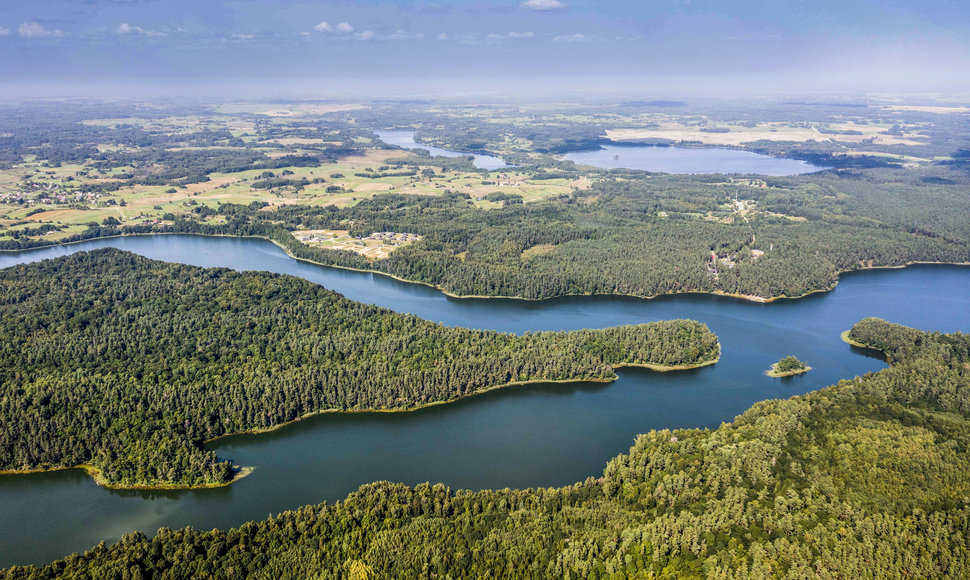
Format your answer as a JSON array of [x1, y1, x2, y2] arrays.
[[847, 344, 888, 362]]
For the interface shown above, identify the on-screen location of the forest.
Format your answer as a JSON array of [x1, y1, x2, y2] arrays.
[[4, 318, 967, 578], [65, 160, 967, 302], [0, 249, 719, 488]]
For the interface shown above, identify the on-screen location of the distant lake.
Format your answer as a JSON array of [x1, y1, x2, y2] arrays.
[[563, 143, 827, 175], [377, 130, 511, 171], [0, 235, 967, 566]]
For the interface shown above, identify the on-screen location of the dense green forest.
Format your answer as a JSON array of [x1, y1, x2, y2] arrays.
[[67, 161, 967, 301], [5, 318, 967, 578], [0, 249, 718, 488], [16, 163, 969, 301]]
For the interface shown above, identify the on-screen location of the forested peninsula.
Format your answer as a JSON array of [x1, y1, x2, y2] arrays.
[[0, 249, 719, 489], [4, 318, 967, 577]]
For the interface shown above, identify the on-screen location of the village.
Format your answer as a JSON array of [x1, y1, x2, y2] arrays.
[[0, 190, 103, 207], [0, 174, 105, 207]]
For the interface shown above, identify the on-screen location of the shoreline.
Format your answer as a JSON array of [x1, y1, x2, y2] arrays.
[[765, 364, 812, 378], [0, 355, 720, 491], [0, 464, 255, 491], [840, 329, 873, 349], [3, 231, 968, 305], [205, 353, 721, 445]]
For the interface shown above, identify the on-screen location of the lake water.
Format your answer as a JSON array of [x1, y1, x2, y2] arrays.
[[563, 143, 827, 175], [377, 130, 511, 171], [1, 234, 968, 566]]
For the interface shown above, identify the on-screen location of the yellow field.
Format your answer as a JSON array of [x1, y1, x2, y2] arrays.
[[883, 105, 970, 114], [606, 120, 927, 147]]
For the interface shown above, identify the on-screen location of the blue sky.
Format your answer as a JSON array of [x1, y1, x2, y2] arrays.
[[1, 0, 968, 97]]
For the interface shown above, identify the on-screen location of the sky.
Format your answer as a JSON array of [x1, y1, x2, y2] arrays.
[[1, 0, 969, 98]]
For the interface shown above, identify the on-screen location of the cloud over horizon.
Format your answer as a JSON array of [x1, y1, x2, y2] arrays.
[[523, 0, 564, 11], [0, 0, 967, 95], [117, 23, 164, 36], [18, 22, 64, 38]]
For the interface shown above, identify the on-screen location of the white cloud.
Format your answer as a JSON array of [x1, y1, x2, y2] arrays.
[[487, 33, 504, 40], [523, 0, 564, 10], [437, 32, 449, 41], [355, 30, 375, 41], [0, 27, 9, 37], [388, 30, 424, 40], [117, 22, 164, 36], [314, 21, 330, 32], [509, 31, 535, 38], [231, 33, 255, 40], [336, 22, 353, 33], [554, 33, 586, 42], [18, 22, 63, 38]]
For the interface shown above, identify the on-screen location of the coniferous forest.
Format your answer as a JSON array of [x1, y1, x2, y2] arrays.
[[0, 249, 719, 488], [3, 318, 967, 578]]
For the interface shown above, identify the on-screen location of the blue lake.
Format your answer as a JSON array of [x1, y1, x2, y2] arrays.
[[377, 130, 511, 170]]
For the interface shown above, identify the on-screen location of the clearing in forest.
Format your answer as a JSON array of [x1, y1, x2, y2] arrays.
[[293, 229, 422, 260]]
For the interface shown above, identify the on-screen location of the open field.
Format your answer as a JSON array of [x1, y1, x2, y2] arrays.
[[606, 120, 928, 147], [3, 97, 967, 253], [211, 102, 366, 116], [882, 105, 970, 114], [0, 139, 576, 244]]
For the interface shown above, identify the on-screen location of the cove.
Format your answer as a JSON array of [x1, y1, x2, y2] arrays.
[[377, 130, 511, 170], [562, 143, 827, 175], [1, 234, 969, 567]]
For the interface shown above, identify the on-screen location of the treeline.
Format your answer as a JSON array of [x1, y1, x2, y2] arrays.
[[5, 151, 970, 302], [6, 174, 970, 300], [151, 166, 970, 301], [0, 249, 719, 488], [92, 150, 321, 187], [6, 319, 968, 577]]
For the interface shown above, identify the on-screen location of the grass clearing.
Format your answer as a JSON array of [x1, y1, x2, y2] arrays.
[[293, 229, 422, 260]]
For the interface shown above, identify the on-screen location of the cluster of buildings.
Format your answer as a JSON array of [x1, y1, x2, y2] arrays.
[[357, 231, 420, 243], [0, 189, 102, 206]]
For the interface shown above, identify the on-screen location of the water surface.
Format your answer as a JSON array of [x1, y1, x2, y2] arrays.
[[563, 143, 827, 175], [0, 234, 967, 566], [377, 130, 511, 170]]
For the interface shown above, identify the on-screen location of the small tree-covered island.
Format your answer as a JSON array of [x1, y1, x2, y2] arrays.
[[766, 355, 811, 377], [0, 249, 720, 489]]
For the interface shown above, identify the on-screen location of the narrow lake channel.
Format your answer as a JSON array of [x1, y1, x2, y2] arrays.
[[1, 234, 967, 566]]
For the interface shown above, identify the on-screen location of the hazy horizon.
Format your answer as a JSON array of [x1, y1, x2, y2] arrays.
[[2, 0, 968, 99]]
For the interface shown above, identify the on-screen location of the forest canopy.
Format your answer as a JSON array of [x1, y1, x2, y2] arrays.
[[5, 318, 968, 578], [0, 249, 719, 488]]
